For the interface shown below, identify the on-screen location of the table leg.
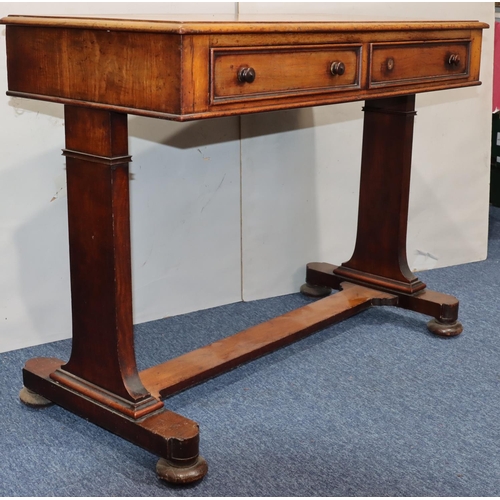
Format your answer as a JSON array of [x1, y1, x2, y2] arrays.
[[301, 95, 462, 337], [20, 106, 207, 483]]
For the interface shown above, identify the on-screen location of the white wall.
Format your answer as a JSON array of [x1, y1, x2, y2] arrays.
[[0, 3, 494, 352], [0, 3, 242, 352]]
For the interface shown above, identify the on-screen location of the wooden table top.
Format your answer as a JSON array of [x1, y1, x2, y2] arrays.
[[0, 15, 489, 33]]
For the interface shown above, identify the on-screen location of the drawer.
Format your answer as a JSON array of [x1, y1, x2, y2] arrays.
[[369, 40, 470, 88], [210, 45, 361, 104]]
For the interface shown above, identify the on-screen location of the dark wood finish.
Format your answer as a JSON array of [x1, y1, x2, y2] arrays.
[[0, 15, 487, 485], [22, 357, 207, 483], [157, 457, 208, 484], [304, 262, 462, 336], [53, 105, 163, 419], [333, 95, 425, 295]]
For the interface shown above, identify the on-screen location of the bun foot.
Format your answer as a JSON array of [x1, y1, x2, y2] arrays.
[[300, 282, 332, 298], [156, 455, 208, 484], [427, 319, 463, 337], [19, 387, 53, 408]]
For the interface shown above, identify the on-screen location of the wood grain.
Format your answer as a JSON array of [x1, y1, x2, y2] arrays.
[[5, 26, 182, 114], [60, 106, 156, 407], [139, 283, 396, 399], [0, 15, 489, 33], [370, 40, 470, 88], [334, 95, 425, 294], [212, 44, 360, 103], [2, 19, 486, 119]]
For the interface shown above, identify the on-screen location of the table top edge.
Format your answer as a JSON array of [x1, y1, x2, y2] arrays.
[[0, 15, 489, 33]]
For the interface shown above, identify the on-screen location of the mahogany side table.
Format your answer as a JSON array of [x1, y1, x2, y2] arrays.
[[1, 15, 487, 484]]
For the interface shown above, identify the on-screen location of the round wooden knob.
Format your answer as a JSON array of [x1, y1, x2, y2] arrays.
[[238, 67, 256, 83], [386, 57, 395, 71], [330, 61, 345, 76], [448, 54, 461, 66]]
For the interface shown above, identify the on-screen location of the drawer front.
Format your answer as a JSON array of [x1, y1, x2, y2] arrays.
[[369, 41, 470, 88], [211, 45, 361, 104]]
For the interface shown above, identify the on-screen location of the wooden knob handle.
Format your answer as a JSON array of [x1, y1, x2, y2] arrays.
[[448, 54, 461, 66], [330, 61, 345, 76], [238, 67, 256, 83]]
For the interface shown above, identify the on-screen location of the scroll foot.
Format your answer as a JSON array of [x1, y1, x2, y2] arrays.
[[19, 386, 53, 408], [427, 319, 463, 337], [300, 282, 332, 298], [156, 455, 208, 484]]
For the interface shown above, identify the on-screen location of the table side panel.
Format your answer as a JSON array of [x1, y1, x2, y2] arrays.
[[5, 26, 183, 114], [180, 34, 210, 115], [469, 28, 484, 82]]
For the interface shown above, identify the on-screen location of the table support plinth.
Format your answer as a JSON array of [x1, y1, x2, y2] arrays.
[[21, 358, 207, 484], [302, 262, 462, 337]]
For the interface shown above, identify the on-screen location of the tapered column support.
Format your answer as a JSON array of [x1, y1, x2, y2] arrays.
[[21, 106, 206, 483], [301, 96, 462, 336], [54, 105, 160, 414], [334, 95, 424, 294]]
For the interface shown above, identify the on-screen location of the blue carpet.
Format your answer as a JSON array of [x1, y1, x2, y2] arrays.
[[2, 209, 500, 496]]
